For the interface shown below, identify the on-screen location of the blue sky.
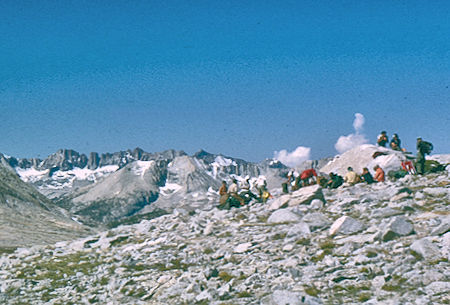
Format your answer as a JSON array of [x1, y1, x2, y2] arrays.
[[0, 0, 449, 161]]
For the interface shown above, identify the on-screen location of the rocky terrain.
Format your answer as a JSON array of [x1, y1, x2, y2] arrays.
[[0, 146, 448, 304], [0, 163, 92, 249]]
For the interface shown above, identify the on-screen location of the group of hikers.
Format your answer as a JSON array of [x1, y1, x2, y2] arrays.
[[218, 176, 272, 209], [281, 164, 386, 193], [377, 131, 434, 175], [217, 132, 438, 209]]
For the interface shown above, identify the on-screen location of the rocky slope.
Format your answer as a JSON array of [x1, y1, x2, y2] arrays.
[[0, 165, 448, 304], [0, 163, 92, 249]]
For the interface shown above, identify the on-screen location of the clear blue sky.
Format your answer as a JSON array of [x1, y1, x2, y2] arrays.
[[0, 0, 449, 161]]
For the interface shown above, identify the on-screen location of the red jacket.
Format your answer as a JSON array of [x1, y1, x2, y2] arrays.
[[300, 169, 317, 180]]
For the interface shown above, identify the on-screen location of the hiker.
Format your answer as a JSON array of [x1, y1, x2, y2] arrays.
[[292, 175, 302, 191], [256, 176, 268, 200], [390, 133, 402, 151], [361, 167, 374, 184], [240, 176, 258, 202], [327, 172, 343, 189], [373, 165, 385, 182], [219, 180, 229, 203], [344, 167, 359, 185], [377, 131, 389, 147], [240, 176, 251, 191], [228, 178, 244, 205], [281, 171, 293, 194], [300, 168, 318, 186], [416, 137, 433, 174]]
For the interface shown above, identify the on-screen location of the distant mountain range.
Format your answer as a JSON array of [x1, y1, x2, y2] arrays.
[[0, 148, 295, 230]]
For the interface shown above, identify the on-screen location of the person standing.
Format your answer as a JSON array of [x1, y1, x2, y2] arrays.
[[416, 137, 433, 174]]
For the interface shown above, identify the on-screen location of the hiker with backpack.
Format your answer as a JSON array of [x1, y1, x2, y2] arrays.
[[416, 137, 433, 174]]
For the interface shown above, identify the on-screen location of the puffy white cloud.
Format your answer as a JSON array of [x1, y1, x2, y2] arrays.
[[353, 113, 365, 132], [274, 146, 311, 168], [335, 113, 369, 154], [335, 133, 368, 154]]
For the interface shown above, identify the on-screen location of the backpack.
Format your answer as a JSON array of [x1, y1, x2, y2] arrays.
[[422, 141, 433, 154]]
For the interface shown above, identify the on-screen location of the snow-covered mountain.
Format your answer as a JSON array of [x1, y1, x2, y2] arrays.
[[3, 148, 290, 227]]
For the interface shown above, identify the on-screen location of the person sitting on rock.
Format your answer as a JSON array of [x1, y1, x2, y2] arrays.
[[390, 133, 402, 151], [218, 181, 229, 208], [344, 167, 359, 185], [361, 167, 374, 184], [327, 172, 343, 189], [240, 176, 258, 202], [373, 165, 385, 182], [299, 168, 318, 186], [228, 178, 244, 205], [377, 131, 389, 147], [256, 176, 268, 202]]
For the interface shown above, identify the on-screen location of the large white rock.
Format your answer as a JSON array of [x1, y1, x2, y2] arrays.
[[410, 238, 441, 260], [329, 216, 364, 236], [269, 185, 325, 210], [286, 222, 311, 237], [268, 209, 302, 224], [382, 216, 414, 241], [302, 213, 331, 230], [320, 144, 406, 176], [268, 195, 291, 210], [289, 185, 325, 206], [233, 242, 252, 253]]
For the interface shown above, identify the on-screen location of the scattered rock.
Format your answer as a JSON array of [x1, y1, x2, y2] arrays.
[[329, 216, 364, 236], [302, 212, 331, 230], [382, 216, 414, 242], [268, 209, 302, 223], [233, 242, 252, 253], [289, 185, 325, 206], [410, 238, 441, 260]]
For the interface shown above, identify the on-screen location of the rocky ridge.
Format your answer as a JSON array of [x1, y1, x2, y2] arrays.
[[0, 164, 448, 304], [0, 163, 92, 249]]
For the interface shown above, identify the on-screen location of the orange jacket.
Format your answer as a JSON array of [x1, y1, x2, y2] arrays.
[[374, 167, 385, 182]]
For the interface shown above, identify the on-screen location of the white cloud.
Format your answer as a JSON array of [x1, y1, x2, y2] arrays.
[[274, 146, 311, 168], [335, 113, 369, 154], [353, 113, 365, 132]]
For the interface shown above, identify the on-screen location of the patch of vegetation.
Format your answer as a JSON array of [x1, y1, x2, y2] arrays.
[[203, 247, 214, 254], [366, 251, 378, 258], [410, 250, 423, 260], [109, 235, 129, 247], [304, 285, 320, 297], [256, 215, 269, 222], [319, 240, 335, 250], [0, 247, 16, 256], [218, 271, 234, 282], [295, 238, 311, 246], [235, 213, 247, 220], [236, 291, 252, 298], [271, 232, 287, 240]]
